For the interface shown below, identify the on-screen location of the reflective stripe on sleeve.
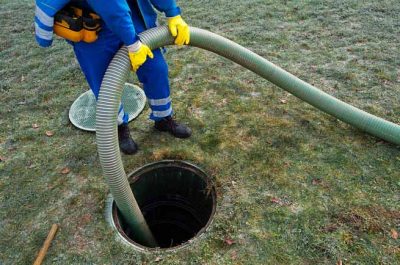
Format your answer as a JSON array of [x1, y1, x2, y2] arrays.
[[35, 6, 54, 27], [35, 22, 53, 40]]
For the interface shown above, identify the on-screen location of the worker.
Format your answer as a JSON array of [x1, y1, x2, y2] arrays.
[[34, 0, 192, 155]]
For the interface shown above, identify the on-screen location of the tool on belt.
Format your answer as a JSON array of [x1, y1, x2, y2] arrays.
[[54, 5, 101, 43]]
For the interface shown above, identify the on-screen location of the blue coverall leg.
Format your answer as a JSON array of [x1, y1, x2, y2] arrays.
[[136, 49, 173, 121], [72, 7, 173, 124], [72, 27, 130, 124]]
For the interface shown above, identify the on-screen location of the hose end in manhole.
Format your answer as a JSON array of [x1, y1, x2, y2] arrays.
[[105, 160, 217, 251]]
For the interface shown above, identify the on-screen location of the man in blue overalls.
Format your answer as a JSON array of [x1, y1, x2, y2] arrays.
[[34, 0, 191, 155]]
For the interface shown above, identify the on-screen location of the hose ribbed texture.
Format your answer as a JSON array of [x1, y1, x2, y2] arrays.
[[188, 28, 400, 144], [96, 46, 157, 247], [139, 26, 399, 144], [96, 26, 399, 246]]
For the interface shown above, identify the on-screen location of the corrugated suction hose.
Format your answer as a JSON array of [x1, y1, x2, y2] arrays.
[[96, 26, 400, 246]]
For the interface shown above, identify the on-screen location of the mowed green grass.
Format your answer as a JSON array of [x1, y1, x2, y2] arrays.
[[1, 0, 399, 264]]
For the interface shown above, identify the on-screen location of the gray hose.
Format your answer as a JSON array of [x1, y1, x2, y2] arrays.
[[95, 46, 157, 247], [96, 26, 400, 246]]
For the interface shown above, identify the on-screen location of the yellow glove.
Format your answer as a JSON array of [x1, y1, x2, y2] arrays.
[[167, 15, 190, 45], [128, 41, 154, 71]]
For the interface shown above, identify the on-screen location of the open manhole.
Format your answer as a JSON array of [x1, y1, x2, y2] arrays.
[[107, 160, 217, 251]]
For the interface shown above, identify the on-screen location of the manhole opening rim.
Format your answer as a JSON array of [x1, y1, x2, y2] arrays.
[[108, 160, 217, 252]]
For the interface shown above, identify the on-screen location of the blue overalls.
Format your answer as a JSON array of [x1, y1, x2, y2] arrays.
[[35, 0, 182, 123]]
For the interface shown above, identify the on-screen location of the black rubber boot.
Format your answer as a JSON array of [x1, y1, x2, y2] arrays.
[[118, 123, 138, 155], [154, 116, 192, 138]]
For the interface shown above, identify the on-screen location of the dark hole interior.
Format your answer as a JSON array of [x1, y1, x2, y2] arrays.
[[113, 161, 216, 249]]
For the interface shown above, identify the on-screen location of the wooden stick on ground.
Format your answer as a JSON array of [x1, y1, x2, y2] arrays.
[[33, 224, 59, 265]]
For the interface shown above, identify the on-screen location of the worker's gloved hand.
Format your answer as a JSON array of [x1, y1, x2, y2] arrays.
[[128, 41, 154, 71], [167, 15, 190, 45]]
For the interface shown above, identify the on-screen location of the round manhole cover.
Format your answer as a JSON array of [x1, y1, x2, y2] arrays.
[[69, 83, 146, 131]]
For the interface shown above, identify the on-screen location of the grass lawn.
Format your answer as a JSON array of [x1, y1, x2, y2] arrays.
[[1, 0, 399, 264]]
